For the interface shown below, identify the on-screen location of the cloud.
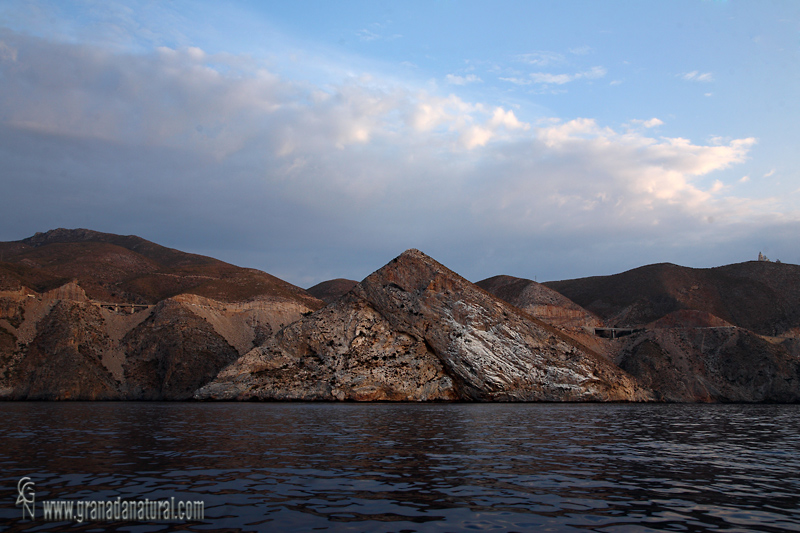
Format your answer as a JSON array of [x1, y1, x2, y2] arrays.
[[0, 40, 17, 61], [499, 76, 531, 86], [682, 71, 714, 82], [515, 51, 564, 66], [357, 29, 380, 41], [460, 107, 529, 149], [0, 29, 794, 285], [356, 23, 401, 42], [529, 66, 606, 85], [630, 118, 664, 128], [446, 73, 482, 85], [763, 168, 776, 178], [569, 46, 593, 55]]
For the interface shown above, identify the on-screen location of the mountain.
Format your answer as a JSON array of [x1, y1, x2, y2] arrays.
[[476, 274, 615, 360], [0, 228, 321, 306], [0, 229, 323, 399], [617, 325, 800, 402], [476, 275, 601, 328], [3, 230, 799, 403], [544, 261, 800, 336], [307, 278, 358, 305], [196, 250, 649, 401], [544, 262, 800, 402]]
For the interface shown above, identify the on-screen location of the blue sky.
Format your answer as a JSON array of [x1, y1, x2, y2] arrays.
[[1, 1, 798, 286]]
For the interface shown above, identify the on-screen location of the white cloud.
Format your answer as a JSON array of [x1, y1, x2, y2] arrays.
[[357, 22, 401, 42], [530, 72, 574, 85], [499, 77, 531, 86], [528, 118, 756, 218], [569, 46, 592, 55], [1, 29, 794, 286], [515, 51, 564, 66], [446, 73, 482, 85], [357, 29, 379, 41], [528, 66, 606, 85], [763, 168, 776, 178], [682, 71, 714, 82], [630, 118, 663, 128]]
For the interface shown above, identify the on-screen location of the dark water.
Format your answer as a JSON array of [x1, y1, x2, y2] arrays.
[[1, 403, 799, 532]]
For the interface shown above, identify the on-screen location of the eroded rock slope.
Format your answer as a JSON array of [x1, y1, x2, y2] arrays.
[[197, 250, 651, 401]]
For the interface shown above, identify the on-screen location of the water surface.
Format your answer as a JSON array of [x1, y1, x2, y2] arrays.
[[1, 402, 798, 532]]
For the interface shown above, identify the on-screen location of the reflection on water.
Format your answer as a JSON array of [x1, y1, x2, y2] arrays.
[[1, 402, 799, 532]]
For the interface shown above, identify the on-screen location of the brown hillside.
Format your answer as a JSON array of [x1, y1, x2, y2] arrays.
[[0, 228, 323, 307], [476, 274, 601, 328], [544, 261, 800, 336], [306, 278, 358, 305]]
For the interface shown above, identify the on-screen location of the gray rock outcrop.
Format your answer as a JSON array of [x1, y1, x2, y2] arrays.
[[196, 250, 651, 401]]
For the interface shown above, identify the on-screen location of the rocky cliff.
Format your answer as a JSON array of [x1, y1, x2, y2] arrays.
[[196, 250, 650, 401], [0, 229, 323, 400], [3, 229, 799, 403], [0, 285, 319, 399], [543, 264, 800, 402], [617, 325, 800, 402]]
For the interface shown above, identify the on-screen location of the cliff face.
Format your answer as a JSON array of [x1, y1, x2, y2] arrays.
[[543, 263, 800, 402], [0, 228, 324, 400], [197, 250, 650, 402], [0, 287, 318, 400], [3, 299, 119, 400], [617, 326, 800, 402], [3, 229, 799, 403]]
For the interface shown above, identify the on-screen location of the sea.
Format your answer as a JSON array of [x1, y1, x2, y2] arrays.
[[0, 402, 798, 532]]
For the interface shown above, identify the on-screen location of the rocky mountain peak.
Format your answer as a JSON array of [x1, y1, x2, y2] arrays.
[[198, 249, 649, 401], [22, 228, 126, 247]]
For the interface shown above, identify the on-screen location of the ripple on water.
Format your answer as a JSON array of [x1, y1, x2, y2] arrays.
[[0, 402, 798, 532]]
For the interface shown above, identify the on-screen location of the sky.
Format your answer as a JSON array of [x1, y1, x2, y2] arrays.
[[1, 0, 799, 287]]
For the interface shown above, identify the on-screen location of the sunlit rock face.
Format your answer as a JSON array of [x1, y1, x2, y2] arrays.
[[197, 250, 651, 401]]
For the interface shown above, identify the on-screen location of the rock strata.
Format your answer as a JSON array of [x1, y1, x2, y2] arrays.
[[196, 250, 651, 401], [0, 283, 318, 400], [477, 275, 601, 329]]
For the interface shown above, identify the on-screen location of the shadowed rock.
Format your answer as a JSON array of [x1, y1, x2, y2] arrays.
[[545, 261, 800, 335], [618, 327, 800, 402], [307, 278, 358, 305], [0, 229, 322, 400]]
